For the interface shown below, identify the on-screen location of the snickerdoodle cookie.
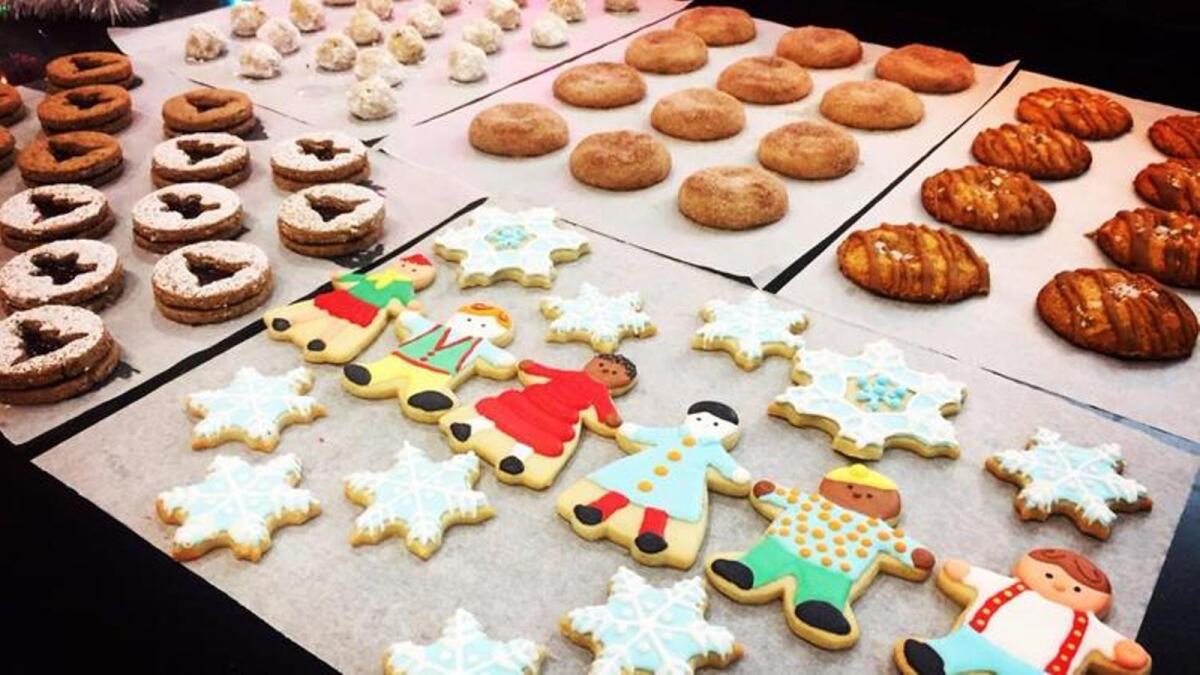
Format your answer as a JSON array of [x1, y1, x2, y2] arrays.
[[468, 103, 569, 157], [678, 165, 788, 230], [717, 56, 812, 105], [757, 121, 858, 180], [650, 88, 745, 141], [569, 130, 671, 191], [820, 80, 924, 130]]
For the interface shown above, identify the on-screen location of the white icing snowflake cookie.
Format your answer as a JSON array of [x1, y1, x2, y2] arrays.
[[692, 293, 809, 370], [768, 340, 965, 460], [541, 283, 656, 353], [986, 428, 1152, 540], [155, 454, 321, 562], [385, 609, 544, 675], [433, 206, 589, 288], [186, 367, 325, 452], [344, 442, 493, 559], [562, 567, 743, 674]]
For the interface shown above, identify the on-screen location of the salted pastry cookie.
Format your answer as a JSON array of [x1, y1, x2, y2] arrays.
[[1149, 114, 1200, 159], [486, 0, 522, 31], [348, 76, 399, 120], [315, 34, 357, 71], [775, 25, 861, 69], [44, 52, 134, 91], [230, 1, 268, 37], [570, 130, 671, 191], [0, 304, 120, 405], [239, 41, 284, 79], [386, 25, 426, 65], [386, 610, 543, 674], [185, 23, 228, 62], [0, 83, 27, 126], [758, 121, 858, 180], [469, 103, 569, 158], [0, 184, 114, 251], [354, 47, 405, 86], [1134, 158, 1200, 215], [921, 165, 1056, 233], [434, 206, 588, 287], [408, 3, 446, 38], [531, 13, 569, 48], [0, 240, 123, 313], [875, 44, 974, 94], [150, 132, 250, 188], [462, 18, 504, 54], [345, 8, 384, 45], [971, 123, 1092, 180], [674, 6, 755, 46], [17, 131, 124, 188], [820, 80, 924, 130], [541, 282, 655, 352], [717, 56, 812, 105], [650, 88, 745, 141], [678, 166, 788, 230], [270, 131, 369, 191], [277, 183, 384, 257], [838, 223, 989, 302], [1017, 87, 1132, 141], [289, 0, 325, 32], [693, 293, 808, 371], [187, 367, 324, 451], [449, 42, 489, 83], [152, 241, 272, 325], [625, 29, 707, 75], [1090, 207, 1200, 288], [554, 62, 645, 109], [132, 182, 245, 253], [1037, 268, 1198, 359], [162, 88, 258, 138], [37, 85, 132, 135], [0, 127, 16, 174]]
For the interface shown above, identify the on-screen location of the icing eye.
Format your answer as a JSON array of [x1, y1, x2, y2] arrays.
[[712, 422, 718, 427], [1045, 573, 1054, 579], [866, 494, 873, 499], [1074, 586, 1081, 593]]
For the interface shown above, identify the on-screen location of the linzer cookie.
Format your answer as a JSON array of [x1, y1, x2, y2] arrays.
[[36, 85, 132, 134], [270, 131, 369, 191], [0, 83, 27, 126], [971, 123, 1091, 180], [0, 127, 16, 174], [277, 183, 384, 257], [1089, 208, 1200, 288], [17, 131, 123, 188], [1036, 268, 1198, 359], [151, 132, 250, 188], [44, 52, 134, 91], [152, 241, 272, 325], [0, 305, 120, 405], [162, 88, 258, 138], [0, 240, 124, 312], [132, 183, 244, 253], [837, 223, 989, 303], [1016, 87, 1132, 141], [0, 184, 114, 251], [921, 165, 1056, 234], [1149, 114, 1200, 159], [1134, 159, 1200, 215]]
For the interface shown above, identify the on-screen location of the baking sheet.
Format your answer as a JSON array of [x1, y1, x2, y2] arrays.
[[35, 205, 1198, 673], [777, 70, 1200, 443], [382, 19, 1017, 285], [109, 0, 690, 138], [0, 62, 484, 446]]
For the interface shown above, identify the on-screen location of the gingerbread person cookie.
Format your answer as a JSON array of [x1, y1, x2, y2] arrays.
[[433, 206, 589, 288]]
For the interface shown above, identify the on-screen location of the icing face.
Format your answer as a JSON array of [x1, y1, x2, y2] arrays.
[[818, 478, 901, 521], [684, 411, 738, 443], [393, 258, 435, 288], [583, 355, 634, 390], [447, 311, 507, 339], [1015, 556, 1112, 614]]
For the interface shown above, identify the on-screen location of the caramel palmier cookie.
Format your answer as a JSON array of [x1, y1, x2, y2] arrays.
[[717, 56, 812, 105], [162, 88, 258, 138], [820, 80, 923, 130], [651, 88, 745, 142], [469, 103, 569, 158], [569, 130, 671, 191], [0, 240, 123, 312], [775, 26, 861, 69], [1089, 208, 1200, 288], [553, 62, 646, 109], [837, 223, 990, 303], [0, 127, 15, 174], [277, 183, 384, 257], [921, 165, 1056, 234], [17, 131, 124, 188], [1134, 159, 1200, 215], [0, 184, 114, 251], [0, 305, 120, 405], [1149, 115, 1200, 159], [132, 183, 245, 253], [1016, 87, 1132, 141], [678, 165, 788, 230], [0, 83, 27, 127], [151, 132, 250, 188], [971, 123, 1091, 180], [44, 52, 134, 91], [1037, 268, 1198, 360], [152, 241, 272, 325], [673, 6, 755, 46], [624, 29, 708, 75], [875, 44, 974, 94], [757, 121, 858, 180], [271, 131, 370, 191], [37, 85, 133, 135]]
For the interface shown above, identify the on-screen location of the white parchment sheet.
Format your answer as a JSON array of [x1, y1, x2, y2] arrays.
[[778, 70, 1200, 443], [0, 63, 483, 445], [109, 0, 689, 138], [35, 209, 1198, 673], [382, 19, 1017, 286]]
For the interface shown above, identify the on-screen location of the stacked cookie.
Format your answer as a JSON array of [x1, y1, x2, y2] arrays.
[[132, 183, 245, 253], [37, 85, 133, 135], [162, 88, 259, 138], [0, 185, 115, 251], [16, 131, 124, 188], [44, 52, 134, 92], [0, 305, 121, 404], [151, 133, 251, 187], [277, 183, 384, 257], [151, 241, 272, 324], [270, 131, 369, 191], [0, 240, 124, 312]]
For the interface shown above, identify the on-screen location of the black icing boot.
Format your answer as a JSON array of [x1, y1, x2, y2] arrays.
[[794, 601, 851, 636], [498, 456, 524, 475], [449, 422, 472, 442], [573, 504, 603, 525], [710, 559, 754, 590], [271, 318, 290, 331], [901, 640, 945, 675], [306, 339, 326, 352], [407, 391, 453, 412], [343, 364, 371, 386], [634, 533, 667, 554]]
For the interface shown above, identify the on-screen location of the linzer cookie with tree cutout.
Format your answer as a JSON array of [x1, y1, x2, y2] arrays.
[[152, 241, 272, 325], [36, 85, 132, 135], [161, 88, 258, 138], [0, 305, 121, 405], [0, 184, 114, 251], [837, 223, 990, 302], [44, 52, 134, 91], [17, 131, 124, 188], [270, 131, 369, 191], [0, 240, 124, 312], [277, 183, 384, 257], [131, 182, 244, 253], [150, 132, 250, 188]]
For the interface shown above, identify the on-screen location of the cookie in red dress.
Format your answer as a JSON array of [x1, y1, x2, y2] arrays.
[[0, 240, 124, 312], [152, 240, 272, 325], [0, 304, 121, 405]]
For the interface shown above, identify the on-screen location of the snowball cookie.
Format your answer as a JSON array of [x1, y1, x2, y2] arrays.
[[354, 47, 405, 86], [256, 17, 301, 55], [820, 80, 924, 130], [486, 0, 522, 31], [462, 18, 503, 54], [624, 29, 707, 74], [673, 6, 755, 46], [468, 103, 569, 157], [678, 165, 789, 230], [358, 0, 392, 20], [875, 43, 975, 94], [230, 2, 267, 37], [290, 0, 326, 32], [387, 26, 427, 65], [553, 62, 646, 109], [717, 56, 812, 105], [570, 130, 671, 191], [344, 8, 383, 45], [238, 42, 282, 79], [650, 88, 745, 142], [407, 2, 446, 38], [606, 0, 638, 12], [758, 121, 859, 179], [449, 42, 488, 83], [531, 13, 569, 48], [775, 26, 862, 68], [430, 0, 461, 14], [185, 23, 227, 62], [348, 76, 398, 120], [549, 0, 585, 22], [315, 34, 357, 71]]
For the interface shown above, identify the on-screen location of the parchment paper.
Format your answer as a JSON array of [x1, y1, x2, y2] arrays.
[[35, 205, 1198, 673], [109, 0, 690, 138], [778, 70, 1200, 443], [382, 20, 1017, 286]]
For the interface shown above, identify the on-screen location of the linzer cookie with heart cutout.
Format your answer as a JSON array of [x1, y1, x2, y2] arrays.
[[152, 240, 272, 324], [151, 132, 250, 188], [0, 305, 121, 405], [37, 85, 133, 134], [44, 52, 134, 91], [0, 184, 115, 251], [132, 182, 244, 253], [17, 131, 124, 188], [277, 183, 384, 257], [162, 88, 258, 138], [270, 131, 369, 191], [0, 240, 124, 312]]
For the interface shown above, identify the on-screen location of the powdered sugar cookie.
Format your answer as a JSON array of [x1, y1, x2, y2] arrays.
[[290, 0, 325, 32], [131, 182, 244, 253], [449, 41, 488, 83], [462, 18, 503, 54], [0, 184, 115, 252], [185, 23, 227, 62], [693, 293, 808, 371], [486, 0, 521, 31], [230, 1, 267, 37], [0, 304, 120, 405], [386, 610, 544, 675], [152, 240, 272, 325], [239, 41, 283, 79], [276, 183, 384, 257], [387, 25, 426, 64], [434, 206, 588, 288], [0, 240, 124, 312], [270, 131, 370, 191], [345, 8, 383, 45], [315, 34, 357, 71], [407, 2, 445, 38], [151, 132, 250, 188], [348, 76, 399, 121], [186, 366, 325, 452], [541, 282, 655, 353]]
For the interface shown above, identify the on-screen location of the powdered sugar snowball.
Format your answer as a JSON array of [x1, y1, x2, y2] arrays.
[[354, 47, 405, 86], [238, 41, 282, 79], [449, 41, 488, 83], [386, 26, 427, 64], [487, 0, 522, 30], [315, 34, 357, 71], [407, 2, 445, 38], [348, 76, 399, 119], [256, 17, 301, 54], [462, 18, 503, 54], [531, 13, 568, 48], [186, 23, 227, 62]]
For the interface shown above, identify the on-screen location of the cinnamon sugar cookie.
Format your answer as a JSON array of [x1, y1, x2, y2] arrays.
[[624, 29, 708, 75], [132, 183, 245, 253], [1149, 115, 1200, 159], [1016, 87, 1132, 140], [775, 26, 861, 69], [553, 62, 646, 109], [151, 132, 250, 188], [651, 88, 745, 141], [0, 305, 121, 405], [152, 241, 272, 324], [469, 103, 569, 157], [162, 88, 258, 138], [277, 183, 384, 257], [44, 52, 134, 91], [758, 121, 858, 180], [17, 131, 124, 188], [674, 6, 755, 46], [717, 56, 812, 105], [971, 123, 1092, 180], [0, 184, 114, 251], [271, 131, 370, 191], [569, 130, 671, 191], [678, 166, 788, 230], [921, 165, 1056, 233], [875, 44, 974, 94], [37, 85, 133, 134], [0, 83, 27, 126], [820, 80, 923, 130], [1134, 159, 1200, 215], [837, 223, 990, 302], [1090, 208, 1200, 288], [0, 127, 15, 174], [0, 240, 123, 312]]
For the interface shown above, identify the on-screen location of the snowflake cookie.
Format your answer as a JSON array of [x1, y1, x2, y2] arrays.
[[541, 283, 656, 353], [562, 566, 743, 675], [155, 454, 321, 562], [768, 340, 965, 460], [433, 206, 589, 288], [986, 428, 1152, 540], [385, 609, 544, 675], [692, 293, 809, 370], [186, 367, 325, 452], [345, 442, 493, 559]]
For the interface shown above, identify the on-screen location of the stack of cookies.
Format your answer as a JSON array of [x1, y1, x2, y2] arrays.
[[151, 241, 273, 324], [151, 133, 251, 188], [270, 132, 369, 191], [132, 183, 245, 253], [44, 52, 135, 92], [0, 305, 121, 405], [0, 240, 124, 312], [277, 183, 384, 257], [0, 185, 115, 251], [37, 85, 133, 135], [162, 88, 259, 138], [16, 132, 124, 188]]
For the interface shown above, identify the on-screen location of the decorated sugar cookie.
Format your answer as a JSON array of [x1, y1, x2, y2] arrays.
[[692, 292, 809, 370], [562, 566, 743, 674], [341, 303, 519, 423], [433, 206, 589, 288], [768, 340, 965, 460], [385, 609, 545, 675], [186, 367, 325, 452], [895, 549, 1151, 675], [986, 428, 1151, 540], [263, 254, 436, 364], [439, 354, 639, 490], [707, 464, 935, 650], [541, 282, 656, 353], [155, 454, 321, 562], [556, 401, 752, 569]]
